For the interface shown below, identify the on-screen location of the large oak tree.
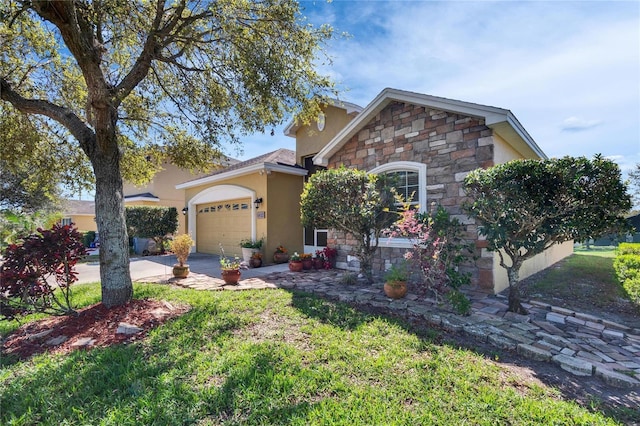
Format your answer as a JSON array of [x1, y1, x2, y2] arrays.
[[1, 0, 335, 307]]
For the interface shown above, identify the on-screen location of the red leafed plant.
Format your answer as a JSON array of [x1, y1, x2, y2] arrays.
[[1, 223, 87, 320]]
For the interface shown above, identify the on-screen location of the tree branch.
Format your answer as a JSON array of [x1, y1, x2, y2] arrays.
[[1, 78, 95, 154]]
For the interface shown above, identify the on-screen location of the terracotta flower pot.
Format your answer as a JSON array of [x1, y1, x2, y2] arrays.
[[222, 269, 241, 285], [172, 264, 190, 278], [274, 253, 290, 264], [289, 261, 303, 272], [384, 281, 407, 299], [249, 258, 262, 268], [313, 258, 324, 270], [302, 259, 313, 270]]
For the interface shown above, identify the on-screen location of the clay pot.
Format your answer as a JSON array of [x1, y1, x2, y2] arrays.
[[274, 253, 290, 264], [221, 269, 241, 285], [313, 258, 324, 270], [249, 258, 262, 268], [302, 259, 313, 270], [289, 261, 303, 272], [383, 281, 407, 299], [172, 264, 190, 278]]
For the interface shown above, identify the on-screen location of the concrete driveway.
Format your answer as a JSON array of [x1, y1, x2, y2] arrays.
[[75, 253, 289, 284]]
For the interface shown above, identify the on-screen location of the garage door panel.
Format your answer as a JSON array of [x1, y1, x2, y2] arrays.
[[196, 198, 251, 255]]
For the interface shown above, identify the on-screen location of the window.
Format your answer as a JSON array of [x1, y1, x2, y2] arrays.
[[386, 170, 420, 207], [370, 162, 427, 248], [61, 218, 72, 226], [370, 162, 427, 213]]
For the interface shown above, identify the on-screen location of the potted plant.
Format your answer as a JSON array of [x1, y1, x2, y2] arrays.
[[384, 261, 409, 299], [313, 251, 325, 270], [288, 252, 303, 272], [300, 253, 313, 270], [240, 238, 263, 262], [220, 254, 243, 285], [321, 246, 337, 269], [273, 245, 289, 264], [249, 251, 262, 268], [170, 234, 194, 278]]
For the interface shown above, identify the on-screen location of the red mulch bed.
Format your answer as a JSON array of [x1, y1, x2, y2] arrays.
[[2, 299, 190, 360]]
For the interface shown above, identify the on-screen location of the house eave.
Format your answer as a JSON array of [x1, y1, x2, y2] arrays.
[[124, 196, 160, 203]]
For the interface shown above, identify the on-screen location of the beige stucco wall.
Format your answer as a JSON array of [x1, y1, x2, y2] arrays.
[[265, 172, 305, 260], [70, 215, 97, 232], [184, 171, 303, 263], [493, 133, 526, 164], [295, 105, 357, 164], [492, 241, 574, 293]]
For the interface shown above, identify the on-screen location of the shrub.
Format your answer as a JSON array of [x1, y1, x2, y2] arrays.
[[82, 230, 96, 247], [0, 223, 87, 320], [171, 234, 194, 266], [386, 204, 473, 305], [614, 243, 640, 304]]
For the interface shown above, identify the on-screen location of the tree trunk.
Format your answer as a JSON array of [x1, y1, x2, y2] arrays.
[[506, 266, 527, 315], [92, 138, 133, 308]]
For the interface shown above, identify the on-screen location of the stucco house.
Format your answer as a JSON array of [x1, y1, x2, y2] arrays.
[[60, 199, 97, 232], [123, 159, 238, 235], [178, 87, 571, 293]]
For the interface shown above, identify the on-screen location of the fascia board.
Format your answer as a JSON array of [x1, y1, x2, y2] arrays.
[[123, 196, 160, 203]]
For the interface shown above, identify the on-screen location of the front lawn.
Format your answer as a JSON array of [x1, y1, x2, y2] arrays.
[[0, 283, 629, 425]]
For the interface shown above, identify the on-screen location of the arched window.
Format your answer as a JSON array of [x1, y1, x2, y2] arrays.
[[370, 162, 427, 213]]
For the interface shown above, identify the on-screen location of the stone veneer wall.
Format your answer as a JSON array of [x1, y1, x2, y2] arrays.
[[326, 101, 496, 290]]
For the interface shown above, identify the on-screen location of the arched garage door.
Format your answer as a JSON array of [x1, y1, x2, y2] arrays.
[[196, 198, 251, 255]]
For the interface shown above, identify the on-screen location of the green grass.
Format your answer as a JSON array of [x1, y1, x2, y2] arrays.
[[1, 283, 631, 425], [573, 244, 617, 258]]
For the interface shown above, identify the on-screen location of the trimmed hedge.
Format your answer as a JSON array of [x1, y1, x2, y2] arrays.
[[613, 243, 640, 305]]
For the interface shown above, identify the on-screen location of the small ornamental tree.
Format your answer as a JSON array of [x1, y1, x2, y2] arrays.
[[464, 155, 632, 314], [300, 167, 396, 282], [125, 206, 178, 254], [0, 223, 87, 320], [386, 204, 473, 314]]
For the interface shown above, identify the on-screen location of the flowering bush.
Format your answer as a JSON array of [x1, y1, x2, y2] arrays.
[[300, 253, 312, 260], [386, 204, 472, 313], [275, 245, 287, 254], [315, 246, 337, 269], [290, 252, 301, 261], [0, 223, 87, 320]]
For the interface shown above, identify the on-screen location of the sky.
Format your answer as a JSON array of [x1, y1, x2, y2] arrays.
[[237, 0, 640, 179]]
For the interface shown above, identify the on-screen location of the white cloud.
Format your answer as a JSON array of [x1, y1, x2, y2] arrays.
[[561, 117, 603, 132]]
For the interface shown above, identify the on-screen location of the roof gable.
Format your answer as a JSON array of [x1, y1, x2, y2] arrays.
[[176, 148, 306, 189], [313, 88, 546, 166]]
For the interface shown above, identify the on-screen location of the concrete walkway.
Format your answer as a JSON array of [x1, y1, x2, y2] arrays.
[[140, 267, 640, 389]]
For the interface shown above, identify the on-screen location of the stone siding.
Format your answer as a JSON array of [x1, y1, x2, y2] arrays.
[[327, 101, 495, 290]]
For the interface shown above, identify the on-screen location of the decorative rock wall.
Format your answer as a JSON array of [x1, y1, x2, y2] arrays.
[[327, 101, 495, 289]]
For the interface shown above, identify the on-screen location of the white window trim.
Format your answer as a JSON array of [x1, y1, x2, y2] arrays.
[[370, 161, 427, 249]]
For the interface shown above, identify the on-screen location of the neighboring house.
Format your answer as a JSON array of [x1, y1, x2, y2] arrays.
[[59, 199, 97, 232], [123, 160, 237, 234], [177, 87, 572, 293]]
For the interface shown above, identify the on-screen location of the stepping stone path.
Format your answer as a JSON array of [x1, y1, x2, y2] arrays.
[[144, 269, 640, 388]]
